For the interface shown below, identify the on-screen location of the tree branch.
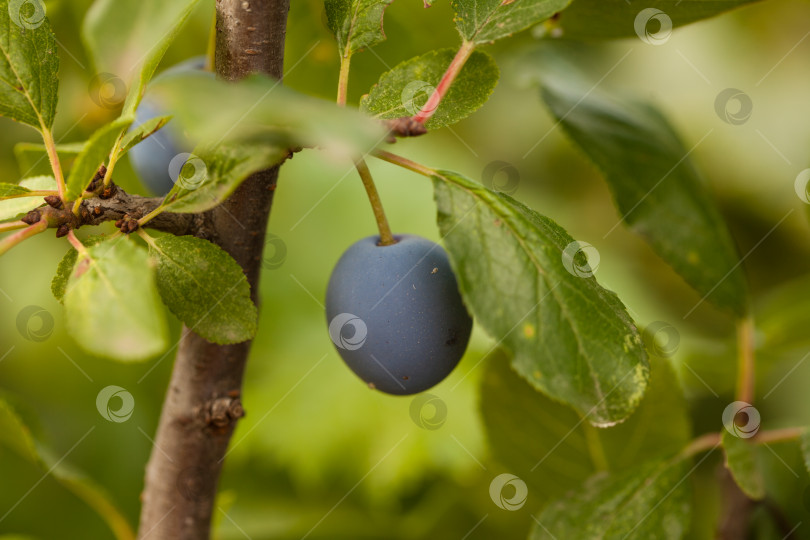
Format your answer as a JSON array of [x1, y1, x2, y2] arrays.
[[137, 1, 290, 538], [20, 185, 203, 237]]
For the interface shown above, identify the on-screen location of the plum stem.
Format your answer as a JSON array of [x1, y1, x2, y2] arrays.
[[355, 157, 395, 245], [337, 54, 351, 106], [374, 149, 435, 177], [735, 315, 755, 404], [334, 53, 392, 244]]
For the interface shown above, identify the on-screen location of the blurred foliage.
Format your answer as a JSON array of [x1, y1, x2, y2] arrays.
[[2, 0, 810, 539]]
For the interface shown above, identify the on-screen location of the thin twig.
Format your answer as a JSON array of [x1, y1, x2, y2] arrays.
[[354, 157, 395, 245], [0, 220, 48, 256]]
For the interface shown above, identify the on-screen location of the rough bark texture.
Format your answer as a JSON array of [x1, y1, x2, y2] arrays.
[[137, 1, 290, 538], [27, 186, 206, 237]]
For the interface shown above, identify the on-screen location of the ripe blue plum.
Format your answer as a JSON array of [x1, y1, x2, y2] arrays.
[[325, 235, 473, 395], [129, 57, 211, 195]]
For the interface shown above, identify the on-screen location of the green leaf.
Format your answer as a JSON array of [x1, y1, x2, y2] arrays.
[[536, 52, 748, 315], [0, 398, 38, 463], [40, 449, 136, 540], [0, 183, 31, 198], [160, 143, 287, 214], [555, 1, 761, 40], [433, 170, 648, 425], [721, 430, 765, 500], [360, 49, 499, 130], [64, 237, 168, 361], [145, 235, 257, 345], [15, 141, 85, 178], [481, 355, 690, 501], [325, 0, 394, 58], [531, 457, 692, 539], [119, 115, 171, 155], [66, 117, 134, 200], [0, 0, 59, 130], [0, 176, 56, 221], [52, 235, 108, 303], [82, 0, 202, 116], [451, 0, 573, 44], [0, 397, 135, 540], [148, 72, 386, 156]]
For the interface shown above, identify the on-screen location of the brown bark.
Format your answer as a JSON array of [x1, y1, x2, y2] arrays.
[[137, 1, 290, 538]]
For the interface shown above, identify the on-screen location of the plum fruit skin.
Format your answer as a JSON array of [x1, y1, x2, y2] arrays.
[[325, 235, 473, 395], [129, 57, 210, 196]]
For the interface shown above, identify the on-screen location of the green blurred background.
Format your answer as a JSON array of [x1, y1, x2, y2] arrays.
[[2, 1, 810, 538]]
